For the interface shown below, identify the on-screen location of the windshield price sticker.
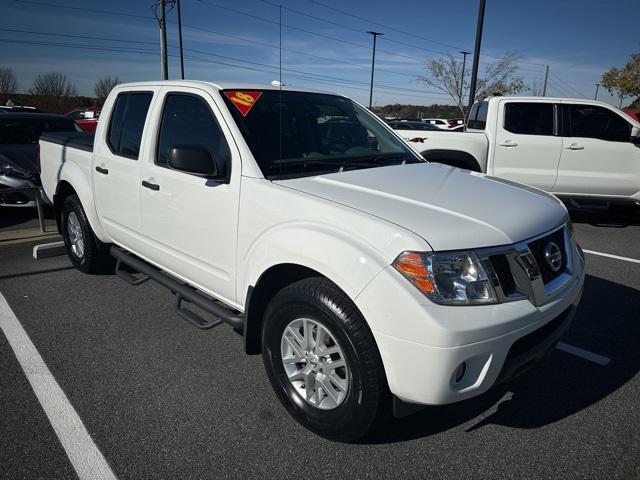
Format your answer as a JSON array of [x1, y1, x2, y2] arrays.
[[224, 91, 263, 116]]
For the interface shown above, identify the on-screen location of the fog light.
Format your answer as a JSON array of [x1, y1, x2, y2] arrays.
[[454, 362, 466, 383]]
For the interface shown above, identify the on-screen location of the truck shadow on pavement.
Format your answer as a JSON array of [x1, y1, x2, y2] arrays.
[[364, 274, 640, 444], [567, 205, 640, 228]]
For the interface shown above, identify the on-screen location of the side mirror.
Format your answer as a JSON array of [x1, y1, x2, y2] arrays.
[[168, 145, 218, 178], [631, 125, 640, 142]]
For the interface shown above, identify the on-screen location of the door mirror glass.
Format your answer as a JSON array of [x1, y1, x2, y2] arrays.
[[168, 145, 218, 177], [631, 125, 640, 140]]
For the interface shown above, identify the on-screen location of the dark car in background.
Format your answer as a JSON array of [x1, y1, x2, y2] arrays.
[[387, 120, 441, 131], [0, 112, 81, 207]]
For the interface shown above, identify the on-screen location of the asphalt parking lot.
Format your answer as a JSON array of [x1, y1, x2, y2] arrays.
[[1, 206, 639, 480]]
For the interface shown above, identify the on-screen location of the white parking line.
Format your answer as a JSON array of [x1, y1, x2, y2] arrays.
[[583, 249, 640, 264], [556, 342, 611, 366], [0, 293, 118, 480]]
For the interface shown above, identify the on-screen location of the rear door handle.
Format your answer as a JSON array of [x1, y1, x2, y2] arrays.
[[95, 166, 109, 175], [142, 180, 160, 191], [499, 141, 518, 147], [565, 143, 584, 150]]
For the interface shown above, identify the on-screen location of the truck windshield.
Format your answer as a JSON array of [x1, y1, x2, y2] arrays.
[[221, 90, 422, 180]]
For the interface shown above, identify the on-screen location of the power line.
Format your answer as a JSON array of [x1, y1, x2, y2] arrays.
[[9, 0, 155, 20], [0, 34, 449, 99], [194, 0, 428, 64], [168, 20, 421, 79], [550, 72, 588, 98], [306, 0, 469, 52]]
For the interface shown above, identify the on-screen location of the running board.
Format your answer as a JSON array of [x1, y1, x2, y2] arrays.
[[110, 247, 243, 332]]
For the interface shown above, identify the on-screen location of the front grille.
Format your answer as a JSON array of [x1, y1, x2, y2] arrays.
[[489, 254, 517, 296], [527, 228, 567, 283]]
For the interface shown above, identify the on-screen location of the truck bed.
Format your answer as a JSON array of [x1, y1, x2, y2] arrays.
[[39, 132, 95, 205], [39, 132, 95, 152]]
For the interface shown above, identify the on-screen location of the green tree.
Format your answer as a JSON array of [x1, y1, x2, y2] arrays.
[[601, 53, 640, 107]]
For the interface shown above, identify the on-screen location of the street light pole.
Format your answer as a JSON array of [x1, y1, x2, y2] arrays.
[[542, 65, 549, 96], [176, 0, 185, 79], [367, 31, 383, 110], [594, 83, 600, 100], [459, 51, 470, 102], [466, 0, 486, 115]]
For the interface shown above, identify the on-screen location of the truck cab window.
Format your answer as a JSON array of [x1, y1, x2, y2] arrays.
[[569, 104, 631, 142], [156, 93, 231, 176], [504, 102, 554, 135], [467, 101, 488, 130], [107, 92, 153, 159]]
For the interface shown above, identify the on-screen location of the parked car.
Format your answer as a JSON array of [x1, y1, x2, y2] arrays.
[[395, 96, 640, 209], [67, 108, 101, 132], [0, 105, 41, 113], [40, 81, 584, 441], [387, 120, 440, 131], [422, 118, 453, 130], [0, 112, 81, 207]]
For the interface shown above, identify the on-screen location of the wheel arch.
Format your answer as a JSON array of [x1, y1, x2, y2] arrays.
[[53, 177, 109, 242], [244, 263, 325, 354], [421, 149, 482, 172]]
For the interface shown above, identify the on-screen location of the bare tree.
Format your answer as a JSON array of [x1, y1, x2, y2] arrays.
[[28, 72, 78, 97], [0, 67, 19, 104], [94, 75, 120, 104], [528, 79, 545, 96], [418, 51, 526, 116]]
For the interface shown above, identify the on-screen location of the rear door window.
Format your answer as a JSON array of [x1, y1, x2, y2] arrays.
[[107, 92, 153, 159], [503, 102, 554, 135], [569, 104, 631, 142], [467, 101, 488, 130]]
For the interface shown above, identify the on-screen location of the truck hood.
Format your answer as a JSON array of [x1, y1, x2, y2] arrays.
[[274, 163, 568, 251]]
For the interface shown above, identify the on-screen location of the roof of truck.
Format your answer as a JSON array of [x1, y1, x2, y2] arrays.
[[116, 80, 332, 95]]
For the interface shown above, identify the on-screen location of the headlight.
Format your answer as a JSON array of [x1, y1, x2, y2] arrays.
[[393, 250, 497, 305]]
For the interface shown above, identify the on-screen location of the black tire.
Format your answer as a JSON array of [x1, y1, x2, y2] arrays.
[[261, 277, 390, 442], [60, 194, 113, 274]]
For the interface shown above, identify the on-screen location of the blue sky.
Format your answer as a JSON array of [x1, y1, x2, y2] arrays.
[[1, 0, 638, 107]]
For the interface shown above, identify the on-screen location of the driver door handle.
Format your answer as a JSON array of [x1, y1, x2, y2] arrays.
[[95, 166, 109, 175], [499, 140, 518, 147], [565, 143, 584, 150], [142, 180, 160, 191]]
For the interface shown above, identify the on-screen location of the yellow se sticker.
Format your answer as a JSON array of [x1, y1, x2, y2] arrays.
[[223, 90, 263, 116]]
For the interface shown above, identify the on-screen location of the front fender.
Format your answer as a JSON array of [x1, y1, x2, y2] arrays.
[[239, 221, 391, 304]]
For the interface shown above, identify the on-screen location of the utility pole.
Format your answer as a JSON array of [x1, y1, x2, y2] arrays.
[[542, 65, 549, 96], [158, 0, 169, 80], [367, 31, 383, 110], [459, 51, 470, 102], [594, 83, 600, 100], [176, 0, 184, 79], [466, 0, 486, 115]]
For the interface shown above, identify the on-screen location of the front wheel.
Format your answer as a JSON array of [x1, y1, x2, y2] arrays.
[[261, 277, 390, 442]]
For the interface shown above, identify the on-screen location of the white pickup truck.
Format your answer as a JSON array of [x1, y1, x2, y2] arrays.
[[40, 81, 585, 441], [394, 96, 640, 208]]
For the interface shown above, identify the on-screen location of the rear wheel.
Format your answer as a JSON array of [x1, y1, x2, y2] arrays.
[[61, 194, 113, 273], [261, 277, 390, 442]]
